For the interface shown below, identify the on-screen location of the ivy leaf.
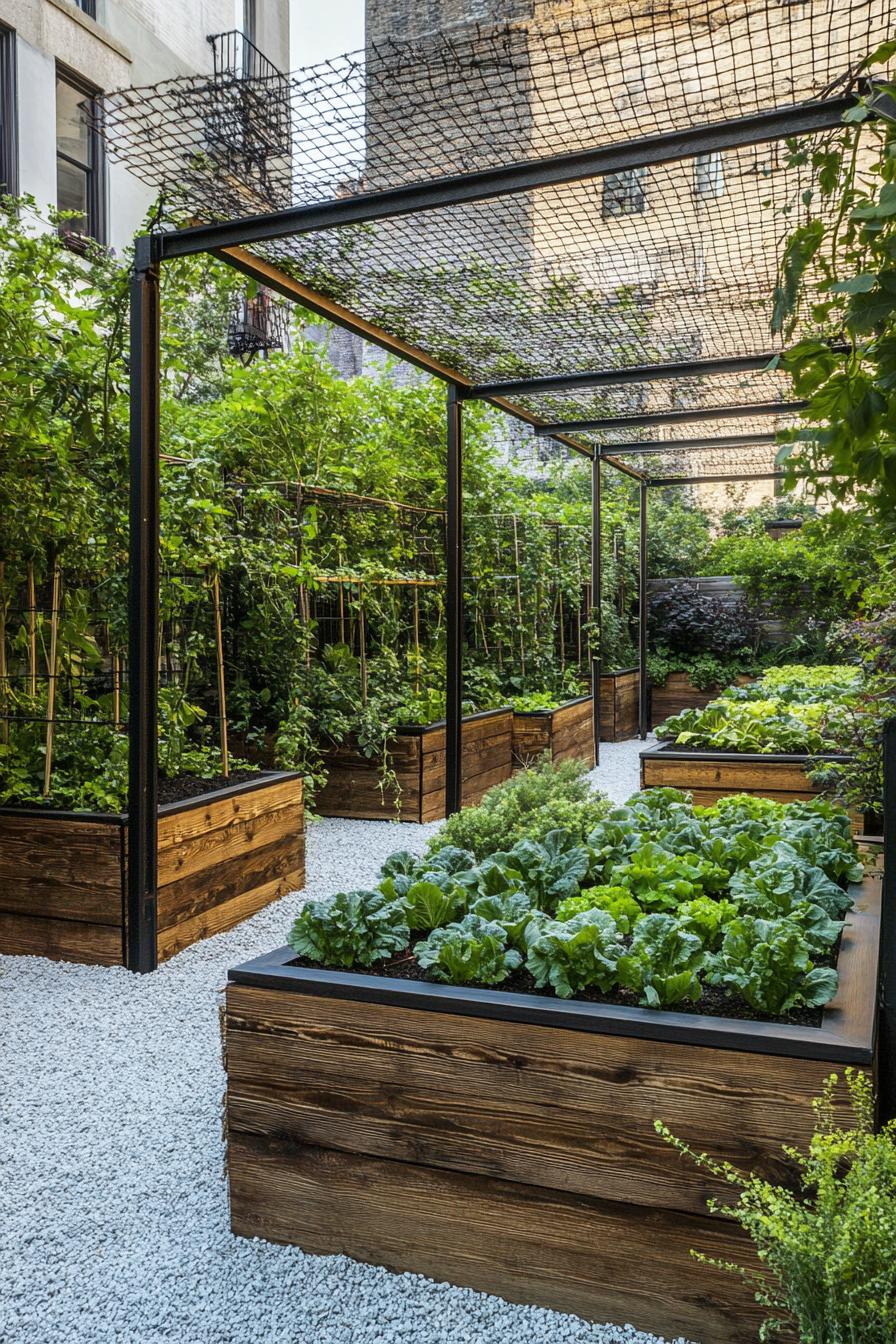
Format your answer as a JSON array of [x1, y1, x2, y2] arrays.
[[829, 273, 877, 295]]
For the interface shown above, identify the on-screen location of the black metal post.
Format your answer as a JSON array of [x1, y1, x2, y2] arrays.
[[127, 237, 161, 972], [880, 717, 896, 1122], [591, 452, 601, 766], [445, 385, 463, 816], [638, 481, 648, 740]]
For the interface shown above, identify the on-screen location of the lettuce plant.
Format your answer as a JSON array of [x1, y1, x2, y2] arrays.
[[609, 842, 727, 910], [417, 914, 521, 985], [525, 909, 625, 998], [708, 915, 839, 1016], [676, 896, 738, 951], [616, 914, 706, 1008], [490, 831, 589, 911], [288, 890, 409, 968], [470, 891, 535, 949], [555, 885, 643, 933], [403, 878, 467, 932]]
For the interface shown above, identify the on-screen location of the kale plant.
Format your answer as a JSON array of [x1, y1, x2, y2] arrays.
[[417, 914, 521, 985], [288, 890, 409, 968]]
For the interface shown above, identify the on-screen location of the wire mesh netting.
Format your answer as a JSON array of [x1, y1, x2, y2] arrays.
[[96, 0, 895, 478]]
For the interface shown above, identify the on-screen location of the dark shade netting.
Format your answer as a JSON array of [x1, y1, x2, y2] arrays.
[[97, 0, 893, 469]]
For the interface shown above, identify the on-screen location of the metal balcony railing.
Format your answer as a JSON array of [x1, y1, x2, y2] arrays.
[[204, 31, 291, 199]]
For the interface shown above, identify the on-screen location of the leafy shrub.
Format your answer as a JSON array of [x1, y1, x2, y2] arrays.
[[702, 525, 847, 622], [429, 757, 611, 859], [417, 914, 521, 985], [525, 909, 625, 998], [648, 581, 760, 658], [288, 890, 409, 968], [708, 916, 838, 1016], [658, 1071, 896, 1344], [616, 914, 706, 1007]]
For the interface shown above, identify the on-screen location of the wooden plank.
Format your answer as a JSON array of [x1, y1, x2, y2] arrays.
[[157, 868, 304, 963], [0, 814, 123, 895], [225, 984, 859, 1217], [0, 910, 122, 965], [643, 756, 816, 793], [157, 797, 302, 888], [226, 1132, 763, 1344], [156, 777, 302, 852], [157, 830, 305, 929]]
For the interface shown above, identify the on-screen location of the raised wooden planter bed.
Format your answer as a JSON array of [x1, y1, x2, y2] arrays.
[[640, 740, 855, 809], [599, 668, 639, 741], [316, 707, 513, 823], [0, 771, 305, 967], [650, 671, 752, 729], [511, 695, 594, 768], [222, 867, 880, 1344]]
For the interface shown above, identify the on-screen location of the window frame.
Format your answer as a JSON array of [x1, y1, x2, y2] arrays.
[[55, 64, 106, 246], [601, 166, 647, 219], [72, 0, 98, 19], [0, 22, 17, 196]]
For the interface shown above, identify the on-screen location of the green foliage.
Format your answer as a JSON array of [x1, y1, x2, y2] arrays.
[[429, 757, 611, 859], [659, 1071, 896, 1344], [525, 908, 625, 998], [288, 889, 409, 968], [656, 664, 860, 755], [469, 891, 535, 949], [702, 526, 855, 623], [676, 896, 738, 951], [708, 916, 837, 1017], [616, 914, 706, 1008], [556, 885, 643, 933], [416, 913, 521, 985], [401, 878, 467, 932]]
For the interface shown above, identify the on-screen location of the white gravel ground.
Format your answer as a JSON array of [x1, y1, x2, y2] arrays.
[[0, 735, 691, 1344]]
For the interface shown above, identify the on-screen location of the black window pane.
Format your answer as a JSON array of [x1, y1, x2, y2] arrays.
[[57, 155, 88, 231], [56, 78, 90, 168]]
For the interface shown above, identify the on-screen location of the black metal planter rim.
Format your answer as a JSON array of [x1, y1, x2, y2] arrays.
[[639, 742, 853, 765], [512, 694, 592, 718]]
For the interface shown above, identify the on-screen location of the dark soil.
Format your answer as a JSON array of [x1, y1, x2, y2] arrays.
[[156, 769, 260, 805], [291, 939, 828, 1028]]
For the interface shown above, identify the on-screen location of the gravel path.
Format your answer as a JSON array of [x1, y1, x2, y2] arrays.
[[0, 735, 690, 1344]]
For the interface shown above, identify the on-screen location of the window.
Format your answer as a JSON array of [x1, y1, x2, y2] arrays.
[[602, 167, 646, 218], [55, 68, 105, 244], [73, 1, 97, 17], [694, 152, 724, 198], [0, 24, 16, 195]]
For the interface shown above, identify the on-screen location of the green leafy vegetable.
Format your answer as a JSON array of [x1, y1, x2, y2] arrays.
[[616, 914, 706, 1008], [525, 909, 624, 998], [417, 914, 521, 985], [708, 916, 839, 1016], [288, 890, 409, 968]]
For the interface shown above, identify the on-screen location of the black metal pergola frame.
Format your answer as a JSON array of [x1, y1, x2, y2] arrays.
[[125, 94, 854, 972]]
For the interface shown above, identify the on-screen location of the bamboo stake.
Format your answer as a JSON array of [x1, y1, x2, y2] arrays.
[[358, 586, 368, 706], [27, 562, 37, 696], [338, 579, 346, 644], [0, 563, 7, 745], [511, 516, 526, 677], [413, 587, 421, 696], [43, 565, 61, 797], [111, 651, 121, 729], [211, 571, 229, 778]]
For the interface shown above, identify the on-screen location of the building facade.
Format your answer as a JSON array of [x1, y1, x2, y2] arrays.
[[0, 0, 289, 254]]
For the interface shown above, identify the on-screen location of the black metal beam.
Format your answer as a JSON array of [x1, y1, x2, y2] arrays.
[[598, 453, 647, 481], [159, 97, 855, 259], [127, 239, 161, 973], [469, 347, 847, 398], [650, 471, 791, 485], [591, 453, 601, 767], [600, 433, 777, 456], [445, 385, 463, 817], [536, 401, 806, 434], [880, 718, 896, 1122], [638, 480, 648, 741]]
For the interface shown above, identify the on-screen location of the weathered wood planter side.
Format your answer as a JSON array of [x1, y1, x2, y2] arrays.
[[0, 772, 305, 967], [223, 870, 880, 1344], [316, 708, 513, 823], [511, 696, 594, 769], [599, 669, 639, 741], [640, 741, 857, 812]]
